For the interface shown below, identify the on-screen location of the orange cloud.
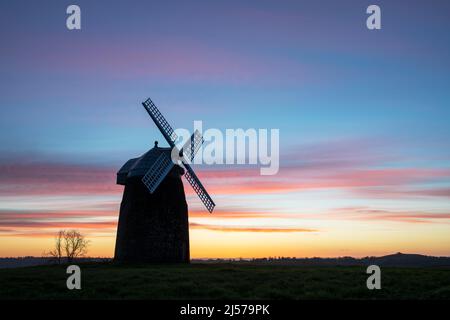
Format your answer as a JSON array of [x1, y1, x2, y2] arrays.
[[189, 222, 316, 233]]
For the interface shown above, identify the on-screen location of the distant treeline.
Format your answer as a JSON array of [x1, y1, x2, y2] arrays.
[[2, 252, 450, 269], [193, 253, 450, 267], [0, 257, 111, 269]]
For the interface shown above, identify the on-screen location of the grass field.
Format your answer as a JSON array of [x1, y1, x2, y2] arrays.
[[0, 263, 449, 299]]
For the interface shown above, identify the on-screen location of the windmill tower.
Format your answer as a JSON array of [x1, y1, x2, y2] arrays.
[[114, 98, 215, 263]]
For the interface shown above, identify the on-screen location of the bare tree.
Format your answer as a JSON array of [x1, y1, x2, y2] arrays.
[[63, 229, 89, 263], [47, 230, 64, 264], [47, 230, 89, 264]]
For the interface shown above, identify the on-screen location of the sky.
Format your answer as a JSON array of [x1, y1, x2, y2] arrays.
[[0, 0, 450, 258]]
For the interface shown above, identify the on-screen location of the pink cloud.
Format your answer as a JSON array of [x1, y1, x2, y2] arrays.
[[0, 210, 117, 220], [322, 168, 450, 188], [9, 36, 314, 85], [353, 187, 450, 199], [186, 166, 450, 196], [0, 138, 449, 242], [329, 207, 450, 224], [0, 161, 121, 196], [2, 150, 449, 200]]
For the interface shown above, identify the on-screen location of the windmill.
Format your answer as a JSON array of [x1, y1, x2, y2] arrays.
[[114, 98, 215, 263]]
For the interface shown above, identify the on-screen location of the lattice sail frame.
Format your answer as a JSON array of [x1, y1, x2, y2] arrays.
[[142, 98, 177, 148], [183, 162, 215, 213], [142, 152, 174, 193], [181, 130, 204, 163], [140, 98, 215, 213]]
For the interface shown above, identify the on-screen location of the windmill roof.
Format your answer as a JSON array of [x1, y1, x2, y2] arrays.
[[117, 146, 173, 185]]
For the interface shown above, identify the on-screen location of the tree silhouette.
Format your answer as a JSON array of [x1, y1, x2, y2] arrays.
[[47, 230, 89, 264]]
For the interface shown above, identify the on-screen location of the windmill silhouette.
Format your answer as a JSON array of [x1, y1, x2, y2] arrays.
[[114, 98, 215, 263]]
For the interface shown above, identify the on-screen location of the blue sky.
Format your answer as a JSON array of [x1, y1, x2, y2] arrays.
[[0, 0, 449, 257]]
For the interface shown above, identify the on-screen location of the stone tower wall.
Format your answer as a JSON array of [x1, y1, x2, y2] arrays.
[[114, 168, 189, 263]]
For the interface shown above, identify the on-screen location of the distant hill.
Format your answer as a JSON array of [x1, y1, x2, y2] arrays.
[[363, 253, 450, 267]]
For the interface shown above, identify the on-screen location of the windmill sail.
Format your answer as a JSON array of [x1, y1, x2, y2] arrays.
[[183, 162, 215, 213], [141, 97, 215, 213], [142, 152, 174, 193], [181, 130, 204, 163], [142, 98, 178, 148]]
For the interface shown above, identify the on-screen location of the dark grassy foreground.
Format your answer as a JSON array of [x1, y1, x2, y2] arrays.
[[0, 263, 449, 299]]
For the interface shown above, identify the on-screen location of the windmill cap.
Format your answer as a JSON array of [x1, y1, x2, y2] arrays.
[[116, 146, 183, 185]]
